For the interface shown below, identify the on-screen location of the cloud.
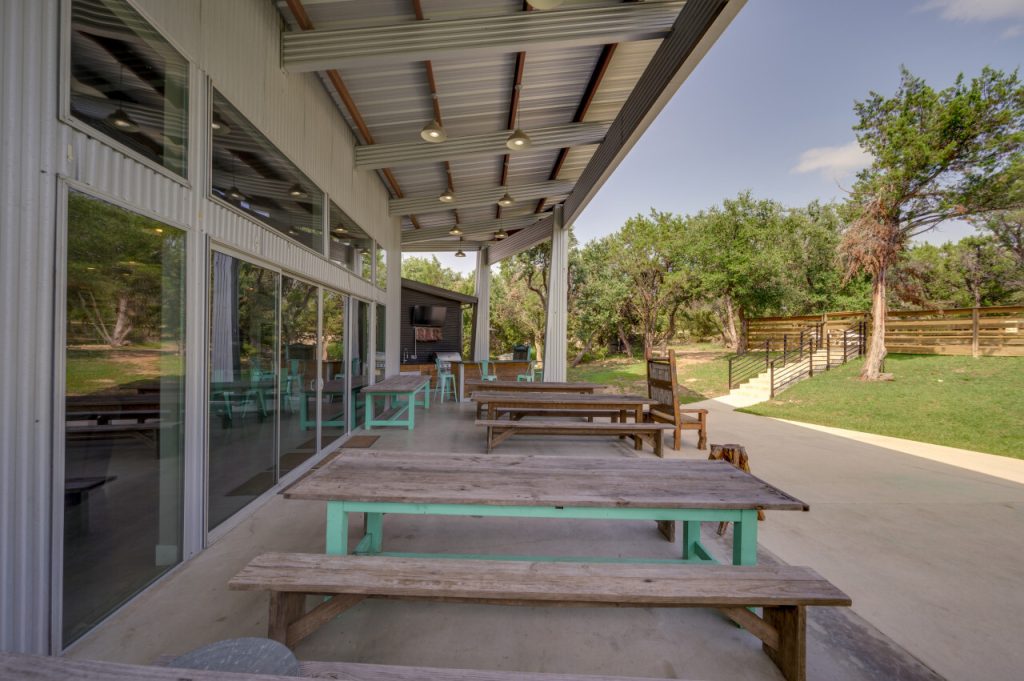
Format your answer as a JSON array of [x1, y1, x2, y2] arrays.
[[920, 0, 1024, 36], [920, 0, 1024, 22], [792, 141, 872, 180]]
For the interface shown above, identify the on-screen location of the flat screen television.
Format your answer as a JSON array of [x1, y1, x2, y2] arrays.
[[410, 305, 447, 326]]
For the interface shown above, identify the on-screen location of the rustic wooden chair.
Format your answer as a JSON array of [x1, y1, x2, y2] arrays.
[[645, 349, 708, 450]]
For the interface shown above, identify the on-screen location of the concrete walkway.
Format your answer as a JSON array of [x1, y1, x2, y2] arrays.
[[68, 398, 1024, 680]]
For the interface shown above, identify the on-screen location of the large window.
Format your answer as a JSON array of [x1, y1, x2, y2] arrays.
[[376, 242, 387, 291], [68, 0, 189, 178], [208, 252, 279, 531], [210, 90, 324, 252], [63, 190, 186, 645], [328, 201, 373, 279], [279, 276, 319, 477]]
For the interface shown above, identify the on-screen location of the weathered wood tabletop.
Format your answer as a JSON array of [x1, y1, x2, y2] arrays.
[[465, 380, 604, 393], [285, 449, 807, 511], [361, 374, 430, 394]]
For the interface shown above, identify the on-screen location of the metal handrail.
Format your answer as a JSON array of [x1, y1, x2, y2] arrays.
[[727, 340, 770, 389]]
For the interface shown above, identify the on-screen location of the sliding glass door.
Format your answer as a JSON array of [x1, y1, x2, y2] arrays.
[[351, 299, 372, 429], [320, 290, 347, 448], [207, 252, 279, 531], [62, 190, 186, 644], [279, 276, 319, 477]]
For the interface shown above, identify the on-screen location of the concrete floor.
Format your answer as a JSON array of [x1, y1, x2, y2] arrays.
[[68, 398, 1024, 681]]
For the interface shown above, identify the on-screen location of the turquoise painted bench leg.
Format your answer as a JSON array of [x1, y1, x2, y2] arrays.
[[682, 521, 701, 560], [365, 513, 384, 553], [364, 393, 373, 430], [732, 509, 758, 566], [326, 502, 348, 555], [407, 397, 415, 430]]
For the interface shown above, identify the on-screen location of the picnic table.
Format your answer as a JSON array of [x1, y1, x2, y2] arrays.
[[285, 449, 808, 566], [361, 374, 431, 430], [464, 379, 603, 395]]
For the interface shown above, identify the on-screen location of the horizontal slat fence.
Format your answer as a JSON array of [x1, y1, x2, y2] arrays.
[[745, 306, 1024, 357]]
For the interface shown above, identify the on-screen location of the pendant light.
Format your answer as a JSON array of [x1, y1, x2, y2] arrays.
[[494, 227, 508, 240], [226, 154, 246, 202], [506, 128, 532, 150], [106, 65, 140, 133], [438, 187, 456, 203], [420, 119, 447, 143], [454, 238, 466, 258], [288, 183, 308, 198], [211, 114, 231, 136], [448, 225, 463, 236], [497, 190, 515, 207]]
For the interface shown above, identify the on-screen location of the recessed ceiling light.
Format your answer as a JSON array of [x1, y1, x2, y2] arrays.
[[506, 128, 531, 150], [420, 120, 447, 143]]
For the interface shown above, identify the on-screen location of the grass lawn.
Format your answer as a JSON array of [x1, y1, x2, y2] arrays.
[[66, 347, 182, 395], [567, 344, 732, 403], [739, 354, 1024, 459]]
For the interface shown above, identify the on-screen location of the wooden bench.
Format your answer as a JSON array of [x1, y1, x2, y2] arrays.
[[646, 350, 708, 450], [475, 418, 673, 455], [0, 652, 698, 681], [230, 553, 851, 681]]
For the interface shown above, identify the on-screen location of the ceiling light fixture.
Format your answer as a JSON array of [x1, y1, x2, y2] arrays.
[[495, 228, 508, 240], [449, 225, 463, 236], [497, 190, 515, 207], [107, 107, 140, 133], [454, 237, 466, 258], [210, 115, 231, 135], [332, 225, 349, 235], [506, 128, 532, 150], [528, 0, 564, 9], [288, 183, 308, 198], [439, 188, 456, 203], [227, 185, 246, 202], [420, 119, 447, 143]]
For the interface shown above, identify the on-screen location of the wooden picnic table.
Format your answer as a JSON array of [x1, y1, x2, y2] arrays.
[[464, 379, 604, 395], [361, 374, 432, 430], [285, 449, 808, 566]]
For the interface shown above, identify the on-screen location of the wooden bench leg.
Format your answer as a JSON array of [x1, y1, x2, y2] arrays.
[[762, 605, 806, 681], [697, 414, 708, 450], [653, 431, 664, 458], [673, 425, 681, 451], [268, 592, 305, 645]]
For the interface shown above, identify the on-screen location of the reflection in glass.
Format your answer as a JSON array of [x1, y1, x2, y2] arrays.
[[210, 89, 323, 251], [375, 304, 386, 383], [208, 253, 279, 530], [352, 300, 373, 429], [63, 190, 185, 645], [280, 277, 319, 476], [328, 201, 373, 279], [375, 242, 387, 291], [69, 0, 189, 177], [320, 291, 347, 448]]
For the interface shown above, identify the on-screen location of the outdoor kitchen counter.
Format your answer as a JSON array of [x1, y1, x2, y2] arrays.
[[399, 360, 533, 400]]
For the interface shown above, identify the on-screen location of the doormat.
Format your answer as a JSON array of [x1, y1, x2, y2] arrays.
[[342, 435, 379, 449]]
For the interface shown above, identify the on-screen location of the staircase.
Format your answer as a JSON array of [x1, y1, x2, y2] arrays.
[[722, 322, 866, 407]]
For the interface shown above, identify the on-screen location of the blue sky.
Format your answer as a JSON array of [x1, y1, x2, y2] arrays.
[[416, 0, 1024, 274]]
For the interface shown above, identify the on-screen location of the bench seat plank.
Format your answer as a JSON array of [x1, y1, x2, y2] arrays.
[[230, 554, 851, 608], [300, 660, 684, 681]]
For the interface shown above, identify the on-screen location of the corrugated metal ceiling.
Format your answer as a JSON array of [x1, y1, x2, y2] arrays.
[[275, 0, 678, 250]]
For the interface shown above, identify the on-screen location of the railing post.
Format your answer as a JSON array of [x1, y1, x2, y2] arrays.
[[808, 337, 814, 377], [826, 334, 831, 369], [770, 362, 775, 398], [783, 334, 788, 360], [843, 329, 848, 362], [971, 306, 980, 358]]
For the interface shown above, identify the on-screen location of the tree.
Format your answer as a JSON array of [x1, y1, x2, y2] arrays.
[[570, 237, 630, 365], [841, 66, 1024, 379], [685, 193, 793, 351], [400, 255, 469, 292], [606, 211, 691, 357]]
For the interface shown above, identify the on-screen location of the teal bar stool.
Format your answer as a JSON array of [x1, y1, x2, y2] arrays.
[[480, 359, 499, 382], [435, 358, 456, 402], [516, 346, 536, 382]]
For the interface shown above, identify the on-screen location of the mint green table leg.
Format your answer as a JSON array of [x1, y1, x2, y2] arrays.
[[365, 513, 384, 553], [732, 508, 758, 565], [682, 521, 701, 560], [423, 384, 430, 409], [364, 393, 373, 430], [407, 395, 415, 430], [326, 502, 348, 555]]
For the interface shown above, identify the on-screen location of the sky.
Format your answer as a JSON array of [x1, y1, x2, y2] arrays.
[[411, 0, 1024, 274]]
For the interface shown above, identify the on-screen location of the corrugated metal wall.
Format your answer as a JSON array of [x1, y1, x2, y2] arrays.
[[0, 0, 402, 653], [0, 0, 63, 655]]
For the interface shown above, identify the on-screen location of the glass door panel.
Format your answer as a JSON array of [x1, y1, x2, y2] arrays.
[[320, 290, 347, 447], [208, 252, 279, 530], [62, 190, 186, 645], [351, 300, 372, 429], [279, 277, 319, 476]]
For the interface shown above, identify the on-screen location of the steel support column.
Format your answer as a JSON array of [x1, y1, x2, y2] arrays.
[[473, 249, 491, 361], [543, 206, 569, 382]]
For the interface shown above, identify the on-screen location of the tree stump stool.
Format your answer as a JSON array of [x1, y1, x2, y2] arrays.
[[710, 443, 765, 535]]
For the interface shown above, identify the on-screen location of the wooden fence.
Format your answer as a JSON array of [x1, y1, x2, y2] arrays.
[[745, 306, 1024, 357]]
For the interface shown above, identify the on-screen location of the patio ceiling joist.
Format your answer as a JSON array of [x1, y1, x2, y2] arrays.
[[401, 216, 543, 245], [389, 180, 574, 217], [281, 2, 684, 72], [354, 122, 609, 170]]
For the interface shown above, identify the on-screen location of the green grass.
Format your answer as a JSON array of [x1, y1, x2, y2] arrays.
[[567, 345, 732, 404], [66, 348, 182, 395], [739, 354, 1024, 459]]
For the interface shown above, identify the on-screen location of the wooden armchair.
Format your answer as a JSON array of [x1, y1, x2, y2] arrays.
[[645, 349, 708, 451]]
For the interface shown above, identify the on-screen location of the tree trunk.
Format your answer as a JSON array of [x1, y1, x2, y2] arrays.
[[861, 268, 889, 380], [722, 296, 739, 352], [571, 337, 594, 368], [737, 307, 748, 353], [617, 325, 633, 357]]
